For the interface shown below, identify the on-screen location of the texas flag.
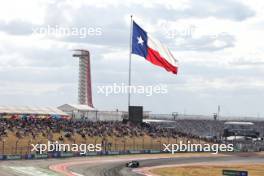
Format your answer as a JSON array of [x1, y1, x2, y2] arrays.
[[132, 21, 178, 74]]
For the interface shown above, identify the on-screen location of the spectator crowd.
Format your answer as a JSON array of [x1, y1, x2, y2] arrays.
[[1, 118, 263, 144], [0, 118, 204, 142]]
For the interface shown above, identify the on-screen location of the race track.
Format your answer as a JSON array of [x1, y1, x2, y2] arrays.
[[0, 153, 263, 176], [69, 154, 264, 176]]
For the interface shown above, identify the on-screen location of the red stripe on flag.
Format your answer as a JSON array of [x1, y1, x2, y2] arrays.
[[146, 47, 178, 74]]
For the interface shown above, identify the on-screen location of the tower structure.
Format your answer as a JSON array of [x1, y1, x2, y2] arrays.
[[72, 49, 94, 107]]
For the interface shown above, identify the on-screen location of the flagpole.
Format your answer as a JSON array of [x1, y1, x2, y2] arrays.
[[128, 15, 133, 108]]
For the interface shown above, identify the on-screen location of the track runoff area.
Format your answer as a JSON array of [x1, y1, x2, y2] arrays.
[[0, 152, 263, 176]]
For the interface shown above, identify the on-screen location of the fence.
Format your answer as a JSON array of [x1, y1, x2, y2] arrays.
[[0, 135, 205, 156]]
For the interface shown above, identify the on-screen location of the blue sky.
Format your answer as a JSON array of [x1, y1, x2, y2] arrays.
[[0, 0, 264, 117]]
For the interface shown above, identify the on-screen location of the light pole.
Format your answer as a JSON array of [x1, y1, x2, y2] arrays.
[[172, 112, 178, 120]]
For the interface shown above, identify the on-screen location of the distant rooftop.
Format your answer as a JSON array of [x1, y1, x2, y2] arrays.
[[224, 122, 254, 125], [0, 106, 68, 116], [58, 104, 95, 111]]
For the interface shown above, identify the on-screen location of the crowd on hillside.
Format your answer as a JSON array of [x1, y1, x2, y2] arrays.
[[1, 118, 263, 143], [0, 118, 209, 142]]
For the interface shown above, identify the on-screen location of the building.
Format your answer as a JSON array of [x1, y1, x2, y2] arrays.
[[73, 49, 94, 107], [57, 104, 123, 121]]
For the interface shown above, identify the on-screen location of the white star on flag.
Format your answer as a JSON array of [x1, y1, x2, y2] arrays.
[[137, 36, 144, 46]]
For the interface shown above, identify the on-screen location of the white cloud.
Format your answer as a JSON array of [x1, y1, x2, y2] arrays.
[[0, 0, 263, 116], [0, 0, 47, 24]]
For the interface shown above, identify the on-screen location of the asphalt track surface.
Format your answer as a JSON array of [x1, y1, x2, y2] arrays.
[[0, 153, 264, 176], [69, 154, 264, 176]]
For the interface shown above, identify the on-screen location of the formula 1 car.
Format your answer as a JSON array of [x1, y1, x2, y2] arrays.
[[126, 160, 140, 168]]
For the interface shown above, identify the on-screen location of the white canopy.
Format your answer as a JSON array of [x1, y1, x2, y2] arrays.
[[0, 106, 68, 116], [57, 104, 95, 112]]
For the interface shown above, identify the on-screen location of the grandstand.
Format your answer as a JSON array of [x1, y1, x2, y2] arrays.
[[223, 122, 260, 140], [0, 117, 211, 155], [146, 119, 264, 138], [0, 105, 264, 156]]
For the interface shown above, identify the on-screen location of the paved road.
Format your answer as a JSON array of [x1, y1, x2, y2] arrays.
[[69, 154, 264, 176], [0, 153, 263, 176]]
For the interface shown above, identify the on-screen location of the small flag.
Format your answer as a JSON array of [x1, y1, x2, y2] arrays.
[[132, 21, 178, 74]]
